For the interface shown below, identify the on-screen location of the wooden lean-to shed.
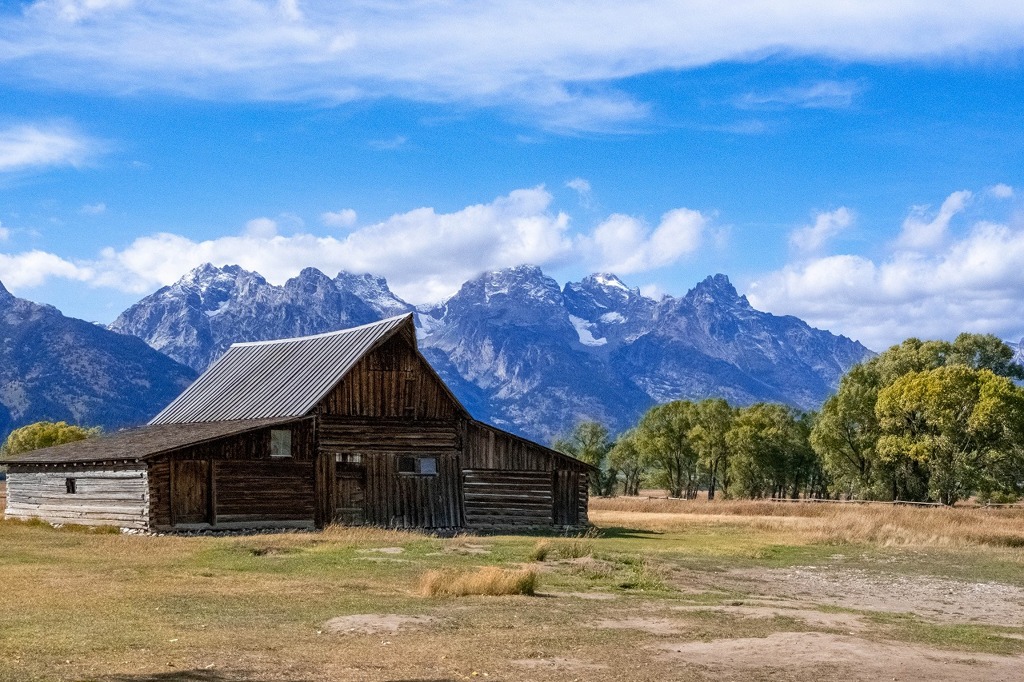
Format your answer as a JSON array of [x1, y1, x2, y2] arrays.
[[2, 315, 594, 531]]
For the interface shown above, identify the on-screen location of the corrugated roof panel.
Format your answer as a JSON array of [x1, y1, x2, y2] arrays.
[[150, 314, 411, 424]]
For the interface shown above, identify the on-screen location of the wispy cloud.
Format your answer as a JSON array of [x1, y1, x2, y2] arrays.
[[368, 135, 407, 151], [737, 81, 862, 110], [0, 123, 100, 172], [790, 207, 854, 252], [897, 190, 972, 250], [79, 202, 106, 215], [2, 3, 1022, 131]]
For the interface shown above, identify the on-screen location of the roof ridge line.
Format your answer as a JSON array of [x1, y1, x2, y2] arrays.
[[229, 313, 413, 347]]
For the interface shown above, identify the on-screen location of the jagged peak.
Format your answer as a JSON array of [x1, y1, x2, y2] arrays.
[[683, 274, 751, 307], [585, 272, 630, 292], [179, 262, 264, 288], [0, 278, 12, 301]]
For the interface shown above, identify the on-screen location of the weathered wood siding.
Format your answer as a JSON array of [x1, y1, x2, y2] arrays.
[[463, 470, 553, 528], [149, 420, 316, 530], [5, 466, 148, 528], [462, 421, 591, 529], [316, 330, 461, 421], [313, 325, 466, 528]]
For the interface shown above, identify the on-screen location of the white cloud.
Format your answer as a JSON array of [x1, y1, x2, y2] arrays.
[[0, 249, 92, 288], [790, 207, 854, 252], [244, 217, 278, 238], [0, 123, 98, 172], [4, 3, 1024, 130], [79, 202, 106, 215], [989, 183, 1014, 199], [749, 191, 1024, 350], [0, 187, 714, 303], [321, 208, 357, 228], [897, 190, 972, 250], [738, 81, 861, 109], [586, 208, 707, 274]]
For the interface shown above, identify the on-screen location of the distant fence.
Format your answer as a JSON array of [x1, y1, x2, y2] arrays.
[[640, 494, 1022, 509]]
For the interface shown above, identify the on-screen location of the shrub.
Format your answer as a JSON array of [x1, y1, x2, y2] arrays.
[[419, 566, 537, 597]]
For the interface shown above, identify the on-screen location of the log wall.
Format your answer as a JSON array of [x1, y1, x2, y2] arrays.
[[148, 420, 316, 530], [463, 470, 553, 528], [462, 421, 592, 529], [5, 466, 149, 528]]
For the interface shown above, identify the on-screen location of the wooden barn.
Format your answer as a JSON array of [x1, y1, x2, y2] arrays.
[[2, 315, 593, 531]]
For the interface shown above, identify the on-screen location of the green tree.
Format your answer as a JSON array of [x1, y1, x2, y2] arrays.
[[810, 364, 882, 498], [689, 398, 734, 499], [1, 421, 100, 457], [876, 365, 1024, 505], [608, 429, 646, 496], [634, 401, 699, 498], [727, 404, 813, 499], [553, 420, 616, 496], [811, 333, 1024, 500]]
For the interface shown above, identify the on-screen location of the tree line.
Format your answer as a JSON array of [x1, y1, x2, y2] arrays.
[[553, 333, 1024, 505]]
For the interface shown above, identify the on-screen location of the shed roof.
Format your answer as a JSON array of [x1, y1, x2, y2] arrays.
[[150, 314, 412, 424], [1, 417, 301, 465]]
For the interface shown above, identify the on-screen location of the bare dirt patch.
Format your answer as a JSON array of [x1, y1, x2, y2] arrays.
[[671, 603, 867, 631], [728, 566, 1024, 626], [322, 614, 437, 635], [511, 656, 609, 672], [541, 591, 617, 600], [657, 631, 1024, 681], [592, 617, 685, 635]]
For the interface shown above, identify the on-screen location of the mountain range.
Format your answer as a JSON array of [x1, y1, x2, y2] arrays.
[[110, 264, 872, 441], [0, 281, 196, 439]]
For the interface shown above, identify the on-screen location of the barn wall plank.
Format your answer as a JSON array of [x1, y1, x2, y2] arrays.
[[5, 467, 148, 528]]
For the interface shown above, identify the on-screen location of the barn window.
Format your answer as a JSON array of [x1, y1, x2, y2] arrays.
[[270, 429, 292, 458], [335, 453, 362, 465], [398, 455, 437, 476], [65, 477, 77, 494]]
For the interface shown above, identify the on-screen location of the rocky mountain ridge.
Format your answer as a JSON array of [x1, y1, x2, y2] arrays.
[[0, 281, 196, 439], [111, 263, 872, 441]]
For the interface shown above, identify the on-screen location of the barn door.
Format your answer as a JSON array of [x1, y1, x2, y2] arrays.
[[553, 469, 580, 526], [172, 460, 211, 525], [334, 453, 366, 525]]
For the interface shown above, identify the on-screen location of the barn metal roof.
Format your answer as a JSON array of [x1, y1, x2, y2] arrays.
[[1, 417, 302, 465], [150, 314, 412, 424]]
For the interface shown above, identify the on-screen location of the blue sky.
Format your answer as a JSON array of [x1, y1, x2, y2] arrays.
[[1, 1, 1023, 350]]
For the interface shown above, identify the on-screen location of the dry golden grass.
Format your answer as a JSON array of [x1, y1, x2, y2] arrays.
[[530, 537, 595, 561], [590, 496, 1024, 548], [419, 566, 537, 597]]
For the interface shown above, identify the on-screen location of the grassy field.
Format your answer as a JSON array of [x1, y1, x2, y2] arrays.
[[2, 484, 1023, 681]]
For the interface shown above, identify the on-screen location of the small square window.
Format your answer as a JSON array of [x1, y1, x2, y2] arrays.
[[270, 429, 292, 458], [65, 477, 77, 494], [398, 456, 437, 475]]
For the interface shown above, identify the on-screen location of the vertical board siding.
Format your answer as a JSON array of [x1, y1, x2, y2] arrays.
[[316, 334, 460, 420], [5, 466, 149, 528], [149, 419, 316, 530], [359, 452, 462, 528]]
